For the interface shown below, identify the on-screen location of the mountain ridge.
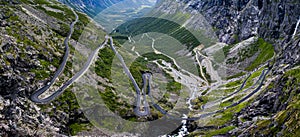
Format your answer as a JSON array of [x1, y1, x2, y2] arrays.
[[0, 0, 299, 136]]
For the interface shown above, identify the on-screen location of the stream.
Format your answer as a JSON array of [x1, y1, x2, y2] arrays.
[[292, 17, 300, 39]]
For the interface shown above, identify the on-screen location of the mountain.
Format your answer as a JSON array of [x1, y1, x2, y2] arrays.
[[106, 0, 300, 136], [58, 0, 125, 17], [145, 0, 300, 136], [0, 0, 107, 136], [59, 0, 157, 32], [0, 0, 300, 136], [93, 0, 157, 32]]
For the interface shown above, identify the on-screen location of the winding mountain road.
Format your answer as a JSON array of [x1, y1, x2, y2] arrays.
[[31, 10, 109, 103], [108, 37, 151, 116], [31, 9, 78, 103], [225, 68, 270, 109], [144, 67, 270, 120], [29, 14, 272, 121]]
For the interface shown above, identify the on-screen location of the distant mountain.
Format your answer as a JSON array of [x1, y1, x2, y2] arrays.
[[59, 0, 157, 32], [58, 0, 125, 17], [94, 0, 157, 32]]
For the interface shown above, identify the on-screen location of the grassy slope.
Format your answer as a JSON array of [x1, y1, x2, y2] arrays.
[[245, 38, 275, 71], [95, 46, 182, 121], [201, 67, 300, 136], [112, 17, 201, 51]]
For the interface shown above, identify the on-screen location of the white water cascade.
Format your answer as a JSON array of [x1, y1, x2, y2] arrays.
[[177, 114, 190, 137], [160, 114, 189, 137], [292, 17, 300, 39]]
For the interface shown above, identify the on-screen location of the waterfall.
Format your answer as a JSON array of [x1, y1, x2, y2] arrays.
[[177, 114, 189, 137], [159, 115, 190, 137], [292, 17, 300, 39]]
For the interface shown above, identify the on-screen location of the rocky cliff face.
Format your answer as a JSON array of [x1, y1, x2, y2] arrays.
[[259, 0, 300, 69], [157, 0, 300, 46], [153, 0, 300, 136], [0, 0, 299, 136], [0, 0, 106, 136], [149, 0, 299, 136], [153, 0, 260, 43], [231, 67, 300, 136]]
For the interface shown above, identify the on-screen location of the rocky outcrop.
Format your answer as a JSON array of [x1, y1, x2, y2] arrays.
[[231, 66, 300, 136], [157, 0, 300, 46], [0, 3, 64, 136], [0, 1, 103, 136], [153, 0, 300, 136], [0, 96, 62, 136], [0, 0, 299, 136], [155, 0, 260, 44]]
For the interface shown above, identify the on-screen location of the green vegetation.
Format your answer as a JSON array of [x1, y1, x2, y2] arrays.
[[18, 0, 61, 4], [201, 89, 209, 95], [191, 96, 209, 109], [225, 38, 260, 64], [112, 17, 201, 50], [237, 42, 259, 62], [224, 80, 242, 88], [223, 66, 264, 93], [283, 67, 300, 84], [39, 90, 92, 136], [134, 53, 182, 94], [226, 72, 246, 79], [141, 52, 178, 70], [246, 38, 274, 71], [69, 123, 91, 135], [30, 68, 50, 80], [219, 100, 232, 108], [226, 56, 237, 64], [2, 2, 99, 136], [3, 9, 62, 80], [4, 3, 95, 135], [220, 94, 244, 107], [238, 67, 300, 136], [208, 111, 234, 126], [271, 68, 300, 136], [54, 90, 80, 112], [33, 0, 49, 4], [167, 80, 181, 95], [203, 126, 236, 137], [212, 49, 226, 63], [72, 12, 90, 40], [223, 44, 234, 57], [95, 47, 181, 121], [95, 47, 115, 79], [129, 52, 179, 88], [34, 2, 91, 40], [202, 67, 212, 83], [19, 0, 90, 41], [243, 67, 265, 88], [149, 10, 191, 25], [208, 102, 248, 127], [225, 38, 274, 68], [99, 86, 130, 112], [196, 64, 211, 82], [30, 56, 61, 79], [36, 4, 75, 21], [232, 34, 239, 44], [129, 58, 149, 87]]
